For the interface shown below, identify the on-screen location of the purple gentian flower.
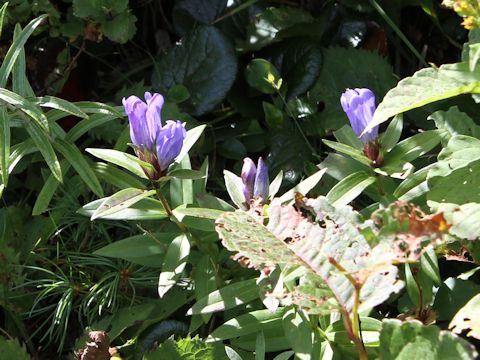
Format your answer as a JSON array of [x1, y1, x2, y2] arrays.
[[241, 157, 269, 202], [122, 92, 186, 177], [340, 88, 378, 143]]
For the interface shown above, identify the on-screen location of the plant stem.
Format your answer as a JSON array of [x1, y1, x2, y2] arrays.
[[369, 0, 428, 68], [275, 90, 319, 159], [329, 257, 368, 360]]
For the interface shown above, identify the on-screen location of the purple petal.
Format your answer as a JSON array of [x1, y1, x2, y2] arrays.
[[145, 92, 164, 145], [123, 96, 150, 148], [241, 157, 256, 202], [155, 120, 186, 171], [253, 157, 269, 200], [340, 88, 378, 143]]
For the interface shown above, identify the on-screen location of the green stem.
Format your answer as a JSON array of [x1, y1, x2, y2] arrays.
[[275, 90, 319, 159], [369, 0, 428, 68]]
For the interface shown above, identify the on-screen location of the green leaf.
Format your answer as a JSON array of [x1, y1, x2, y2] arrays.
[[282, 308, 312, 360], [0, 3, 8, 38], [326, 171, 376, 206], [187, 279, 259, 315], [380, 114, 403, 152], [0, 106, 9, 186], [175, 125, 206, 165], [152, 25, 237, 116], [12, 24, 34, 97], [308, 47, 395, 131], [172, 0, 226, 34], [366, 62, 480, 132], [279, 168, 327, 203], [74, 101, 124, 117], [255, 332, 265, 360], [268, 38, 322, 99], [428, 106, 480, 141], [216, 198, 403, 314], [208, 308, 286, 341], [263, 102, 284, 129], [102, 11, 137, 44], [450, 293, 480, 340], [333, 125, 364, 150], [0, 88, 49, 130], [94, 233, 178, 267], [34, 96, 88, 119], [384, 130, 441, 166], [420, 248, 441, 286], [245, 7, 314, 50], [432, 278, 480, 321], [65, 114, 118, 142], [322, 140, 371, 166], [268, 170, 283, 200], [72, 0, 128, 17], [169, 155, 194, 208], [145, 335, 228, 360], [158, 234, 190, 298], [168, 169, 206, 180], [24, 121, 62, 182], [80, 196, 167, 220], [0, 15, 47, 88], [173, 207, 225, 220], [54, 139, 104, 197], [245, 59, 282, 94], [32, 160, 70, 215], [224, 170, 246, 210], [91, 188, 156, 220], [86, 148, 150, 179], [0, 338, 30, 360], [92, 162, 145, 189], [379, 319, 478, 359]]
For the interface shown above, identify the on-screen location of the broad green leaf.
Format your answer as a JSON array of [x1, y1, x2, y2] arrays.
[[268, 38, 322, 99], [92, 162, 145, 189], [208, 308, 286, 342], [0, 15, 47, 88], [152, 25, 237, 116], [0, 106, 9, 186], [24, 121, 62, 182], [172, 0, 226, 34], [0, 88, 48, 130], [196, 193, 235, 212], [224, 170, 246, 210], [278, 168, 327, 203], [379, 319, 478, 359], [187, 279, 259, 315], [168, 168, 206, 180], [0, 338, 30, 360], [86, 148, 150, 179], [94, 233, 178, 267], [450, 293, 480, 340], [245, 59, 282, 94], [432, 278, 480, 321], [322, 140, 370, 166], [102, 11, 137, 44], [169, 154, 193, 208], [158, 234, 190, 298], [80, 197, 167, 220], [326, 171, 376, 206], [34, 96, 88, 119], [366, 62, 480, 132], [175, 124, 206, 165], [54, 139, 103, 197], [263, 102, 284, 129], [91, 188, 156, 220], [308, 47, 395, 131], [428, 107, 480, 141], [216, 198, 403, 314]]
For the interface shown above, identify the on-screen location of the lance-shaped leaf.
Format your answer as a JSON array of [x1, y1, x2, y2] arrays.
[[91, 188, 156, 220], [216, 197, 403, 314], [158, 234, 190, 298]]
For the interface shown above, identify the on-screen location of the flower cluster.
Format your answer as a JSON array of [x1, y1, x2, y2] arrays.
[[443, 0, 480, 30], [241, 157, 269, 203], [341, 88, 382, 167], [123, 92, 186, 179]]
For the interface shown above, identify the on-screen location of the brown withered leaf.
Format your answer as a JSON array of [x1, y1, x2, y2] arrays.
[[75, 331, 111, 360]]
